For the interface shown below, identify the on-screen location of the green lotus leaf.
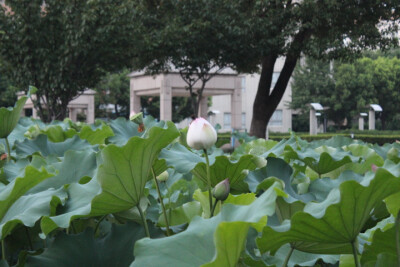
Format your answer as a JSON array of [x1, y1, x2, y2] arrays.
[[0, 94, 29, 139], [25, 222, 162, 267], [246, 157, 314, 202], [158, 201, 202, 227], [15, 135, 96, 158], [0, 166, 60, 239], [284, 146, 353, 176], [77, 123, 114, 145], [192, 154, 264, 193], [90, 121, 179, 215], [160, 143, 223, 174], [361, 223, 399, 267], [132, 182, 285, 267], [107, 116, 158, 146], [257, 168, 400, 255]]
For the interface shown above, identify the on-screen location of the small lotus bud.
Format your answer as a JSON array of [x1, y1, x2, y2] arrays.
[[371, 164, 378, 173], [156, 171, 169, 182], [212, 178, 230, 201], [186, 118, 217, 150], [130, 112, 144, 125], [0, 153, 7, 161]]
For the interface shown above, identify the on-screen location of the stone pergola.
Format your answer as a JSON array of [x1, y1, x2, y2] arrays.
[[129, 72, 242, 129], [17, 89, 96, 123]]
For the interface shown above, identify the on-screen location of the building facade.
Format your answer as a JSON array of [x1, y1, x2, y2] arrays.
[[209, 58, 292, 134]]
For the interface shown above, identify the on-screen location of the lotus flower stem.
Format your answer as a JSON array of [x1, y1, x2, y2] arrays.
[[5, 137, 10, 163], [396, 210, 400, 267], [1, 240, 5, 261], [25, 226, 33, 251], [94, 215, 107, 235], [282, 245, 294, 267], [151, 168, 171, 236], [203, 149, 213, 214], [210, 199, 218, 217], [137, 204, 150, 238], [351, 240, 361, 267]]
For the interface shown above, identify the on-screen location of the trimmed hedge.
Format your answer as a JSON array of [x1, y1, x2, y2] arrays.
[[217, 132, 400, 146]]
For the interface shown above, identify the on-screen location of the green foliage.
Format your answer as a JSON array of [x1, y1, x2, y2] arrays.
[[1, 102, 400, 266], [292, 54, 400, 130], [0, 0, 136, 122]]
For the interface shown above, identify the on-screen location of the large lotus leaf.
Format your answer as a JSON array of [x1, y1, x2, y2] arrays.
[[338, 144, 385, 175], [132, 182, 285, 267], [0, 94, 28, 139], [40, 179, 101, 235], [0, 166, 60, 239], [246, 157, 314, 202], [191, 154, 265, 193], [259, 136, 300, 158], [231, 139, 278, 159], [28, 150, 97, 194], [308, 135, 358, 148], [245, 242, 339, 267], [159, 143, 223, 174], [158, 201, 202, 227], [308, 171, 364, 202], [37, 125, 76, 143], [257, 168, 400, 255], [107, 116, 157, 146], [78, 124, 114, 145], [90, 121, 179, 215], [25, 222, 161, 267], [284, 146, 353, 176], [159, 143, 204, 173], [15, 135, 96, 157], [361, 224, 399, 267]]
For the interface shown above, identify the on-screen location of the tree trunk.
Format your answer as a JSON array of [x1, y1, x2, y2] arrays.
[[250, 29, 311, 138], [249, 55, 277, 138]]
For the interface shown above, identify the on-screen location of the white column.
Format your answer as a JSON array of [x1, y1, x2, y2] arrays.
[[358, 117, 364, 130], [87, 95, 95, 124], [368, 110, 375, 130], [69, 108, 78, 122], [32, 107, 38, 119], [310, 109, 318, 135], [130, 78, 141, 114], [198, 96, 208, 118], [160, 75, 172, 121], [231, 77, 242, 130]]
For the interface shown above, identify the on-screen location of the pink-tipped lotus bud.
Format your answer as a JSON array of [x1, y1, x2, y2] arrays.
[[371, 164, 378, 173], [212, 178, 230, 201], [130, 111, 144, 125], [156, 171, 169, 182], [186, 118, 217, 150], [0, 153, 7, 161]]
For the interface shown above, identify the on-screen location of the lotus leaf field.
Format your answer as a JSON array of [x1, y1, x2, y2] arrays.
[[1, 97, 400, 267]]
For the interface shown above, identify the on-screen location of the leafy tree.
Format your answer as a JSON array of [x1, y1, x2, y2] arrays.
[[132, 0, 240, 118], [292, 55, 400, 130], [94, 69, 131, 119], [335, 56, 400, 130], [132, 0, 399, 137], [0, 0, 136, 122]]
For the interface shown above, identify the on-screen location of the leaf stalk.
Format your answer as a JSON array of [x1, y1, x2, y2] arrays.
[[283, 245, 294, 267], [137, 204, 151, 238], [5, 137, 11, 163], [203, 149, 213, 214], [395, 210, 400, 267], [351, 240, 361, 267], [151, 167, 171, 236]]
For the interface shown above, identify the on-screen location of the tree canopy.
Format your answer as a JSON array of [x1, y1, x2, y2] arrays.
[[132, 0, 399, 137], [292, 55, 400, 130], [0, 0, 136, 122]]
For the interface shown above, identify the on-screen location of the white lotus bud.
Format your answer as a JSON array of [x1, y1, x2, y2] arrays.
[[186, 118, 217, 150]]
